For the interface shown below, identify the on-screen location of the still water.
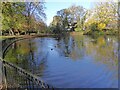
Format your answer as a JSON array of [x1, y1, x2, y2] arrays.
[[4, 34, 118, 88]]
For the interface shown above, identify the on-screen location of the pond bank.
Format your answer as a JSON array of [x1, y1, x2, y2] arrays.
[[0, 34, 57, 39], [70, 32, 83, 35]]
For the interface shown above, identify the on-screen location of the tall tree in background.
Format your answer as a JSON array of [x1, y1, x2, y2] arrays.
[[50, 15, 62, 33], [84, 1, 118, 34], [68, 5, 85, 31], [95, 2, 118, 30], [50, 5, 86, 32], [25, 2, 46, 34], [57, 9, 70, 29]]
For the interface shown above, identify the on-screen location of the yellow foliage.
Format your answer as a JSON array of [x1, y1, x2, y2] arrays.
[[98, 23, 106, 30], [97, 37, 106, 46]]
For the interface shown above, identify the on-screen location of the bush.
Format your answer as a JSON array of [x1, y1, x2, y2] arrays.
[[90, 23, 98, 31], [98, 23, 106, 30], [75, 28, 82, 32]]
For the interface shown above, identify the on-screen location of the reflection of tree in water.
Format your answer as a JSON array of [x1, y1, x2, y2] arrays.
[[4, 38, 47, 77], [63, 36, 71, 57], [55, 34, 118, 67], [85, 36, 118, 67], [70, 35, 85, 60], [55, 34, 85, 60], [55, 35, 71, 57]]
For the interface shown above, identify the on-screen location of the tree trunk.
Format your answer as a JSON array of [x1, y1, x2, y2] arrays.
[[27, 10, 30, 35], [10, 28, 15, 35], [17, 29, 20, 35], [25, 31, 26, 35], [9, 31, 11, 36]]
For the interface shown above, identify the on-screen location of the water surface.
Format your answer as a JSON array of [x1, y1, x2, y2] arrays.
[[4, 34, 118, 88]]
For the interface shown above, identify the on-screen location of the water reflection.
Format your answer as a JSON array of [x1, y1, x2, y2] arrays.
[[4, 34, 118, 88]]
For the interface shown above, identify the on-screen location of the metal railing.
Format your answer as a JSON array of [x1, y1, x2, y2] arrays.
[[1, 37, 55, 89], [0, 57, 54, 89], [2, 37, 27, 58]]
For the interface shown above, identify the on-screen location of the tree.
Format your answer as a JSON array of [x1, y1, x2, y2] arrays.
[[35, 21, 47, 34], [95, 2, 118, 29], [2, 2, 26, 35], [83, 1, 118, 34], [57, 9, 70, 29], [2, 1, 46, 35], [68, 5, 85, 31], [50, 5, 86, 32], [25, 2, 46, 34], [50, 16, 62, 33]]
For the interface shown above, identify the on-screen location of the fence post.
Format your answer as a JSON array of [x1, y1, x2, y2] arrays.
[[0, 61, 3, 89], [2, 62, 7, 90]]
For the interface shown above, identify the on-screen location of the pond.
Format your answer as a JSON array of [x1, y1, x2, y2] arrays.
[[4, 34, 118, 88]]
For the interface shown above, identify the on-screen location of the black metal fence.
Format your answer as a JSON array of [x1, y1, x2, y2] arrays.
[[0, 58, 54, 89], [2, 37, 25, 58]]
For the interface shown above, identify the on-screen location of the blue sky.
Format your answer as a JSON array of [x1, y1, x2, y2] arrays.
[[45, 1, 93, 26]]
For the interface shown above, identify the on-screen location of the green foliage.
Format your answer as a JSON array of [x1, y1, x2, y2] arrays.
[[2, 2, 27, 35], [50, 5, 85, 33], [2, 2, 46, 35], [75, 28, 82, 32], [83, 1, 118, 35], [90, 23, 98, 31]]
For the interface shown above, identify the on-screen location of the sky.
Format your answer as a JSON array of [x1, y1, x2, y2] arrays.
[[45, 1, 93, 26]]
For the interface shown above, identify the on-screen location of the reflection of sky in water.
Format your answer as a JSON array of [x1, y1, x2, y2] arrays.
[[5, 35, 118, 88]]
